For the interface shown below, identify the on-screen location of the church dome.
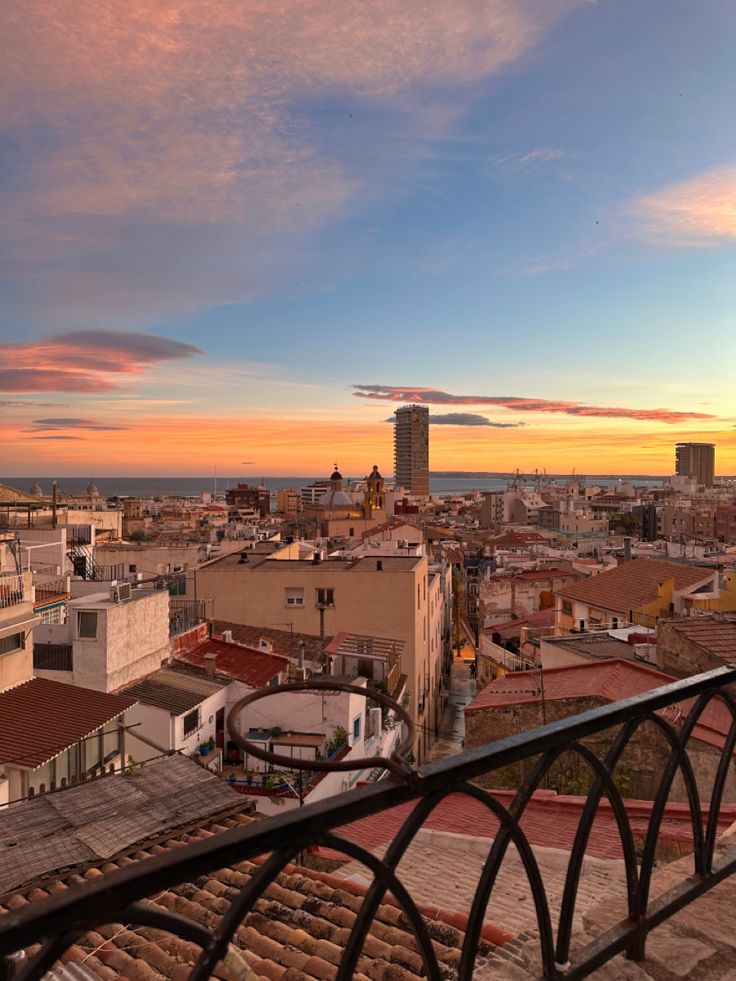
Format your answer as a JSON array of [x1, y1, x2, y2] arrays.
[[86, 481, 100, 497], [330, 468, 343, 482], [29, 482, 43, 498], [318, 488, 354, 507]]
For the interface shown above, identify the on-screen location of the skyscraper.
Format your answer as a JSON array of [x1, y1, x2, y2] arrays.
[[394, 404, 429, 496], [675, 442, 715, 487]]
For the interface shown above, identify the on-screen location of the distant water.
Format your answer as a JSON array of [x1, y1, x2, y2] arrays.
[[4, 474, 667, 498]]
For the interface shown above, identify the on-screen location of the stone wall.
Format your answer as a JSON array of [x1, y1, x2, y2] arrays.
[[465, 695, 736, 803], [657, 620, 724, 678]]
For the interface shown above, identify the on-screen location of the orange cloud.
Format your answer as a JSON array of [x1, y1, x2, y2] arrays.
[[0, 330, 201, 392], [353, 385, 715, 423], [630, 166, 736, 246]]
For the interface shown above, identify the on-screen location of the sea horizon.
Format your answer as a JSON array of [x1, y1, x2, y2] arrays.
[[1, 472, 678, 499]]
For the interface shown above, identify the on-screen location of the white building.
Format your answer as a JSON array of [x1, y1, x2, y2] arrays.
[[33, 585, 169, 692]]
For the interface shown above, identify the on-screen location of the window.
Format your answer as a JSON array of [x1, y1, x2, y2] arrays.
[[183, 709, 200, 737], [316, 588, 334, 607], [77, 612, 98, 639], [0, 632, 24, 657], [352, 715, 361, 741], [285, 587, 304, 607], [128, 564, 137, 574], [561, 600, 573, 616], [168, 576, 186, 596]]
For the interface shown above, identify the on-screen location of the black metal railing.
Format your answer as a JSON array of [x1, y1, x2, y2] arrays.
[[2, 666, 736, 980], [169, 598, 206, 636], [33, 642, 74, 672]]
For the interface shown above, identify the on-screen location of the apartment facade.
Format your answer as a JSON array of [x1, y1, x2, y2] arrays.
[[192, 551, 447, 762], [394, 404, 430, 497], [675, 442, 715, 488], [0, 542, 36, 690]]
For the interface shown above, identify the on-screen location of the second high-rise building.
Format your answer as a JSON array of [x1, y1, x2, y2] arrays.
[[675, 442, 715, 487], [394, 404, 429, 496]]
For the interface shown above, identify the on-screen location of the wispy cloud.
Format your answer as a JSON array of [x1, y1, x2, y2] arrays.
[[356, 385, 714, 423], [26, 417, 129, 432], [27, 434, 84, 440], [0, 329, 202, 392], [0, 400, 67, 408], [386, 412, 523, 427], [0, 0, 587, 322], [490, 146, 568, 179], [629, 165, 736, 246]]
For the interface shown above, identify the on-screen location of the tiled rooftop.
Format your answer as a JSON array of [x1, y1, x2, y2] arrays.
[[321, 789, 735, 864], [1, 812, 515, 980], [212, 621, 327, 662], [464, 659, 733, 751], [662, 616, 736, 658], [0, 756, 244, 898], [122, 667, 228, 716], [0, 678, 137, 768], [555, 557, 713, 612], [174, 637, 288, 687]]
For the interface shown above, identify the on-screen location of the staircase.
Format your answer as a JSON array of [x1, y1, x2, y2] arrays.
[[66, 543, 104, 581]]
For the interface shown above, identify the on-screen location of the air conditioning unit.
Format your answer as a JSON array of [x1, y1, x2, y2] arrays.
[[114, 582, 133, 602]]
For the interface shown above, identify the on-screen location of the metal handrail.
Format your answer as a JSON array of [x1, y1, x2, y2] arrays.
[[1, 665, 736, 979]]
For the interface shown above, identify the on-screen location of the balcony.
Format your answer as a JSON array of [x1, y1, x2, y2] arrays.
[[2, 666, 736, 979], [0, 571, 26, 610]]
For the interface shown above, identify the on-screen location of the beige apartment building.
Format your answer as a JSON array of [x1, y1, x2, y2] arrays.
[[191, 550, 448, 762]]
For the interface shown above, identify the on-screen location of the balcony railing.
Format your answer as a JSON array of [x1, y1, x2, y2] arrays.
[[0, 572, 25, 609], [169, 598, 207, 637], [33, 577, 69, 606], [2, 666, 736, 979]]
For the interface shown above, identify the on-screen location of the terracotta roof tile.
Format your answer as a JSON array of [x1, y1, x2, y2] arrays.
[[663, 617, 736, 659], [555, 557, 713, 613], [0, 677, 137, 768], [323, 787, 736, 864], [174, 637, 288, 687], [212, 621, 327, 662]]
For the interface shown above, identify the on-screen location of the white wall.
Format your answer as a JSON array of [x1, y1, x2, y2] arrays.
[[67, 590, 170, 692]]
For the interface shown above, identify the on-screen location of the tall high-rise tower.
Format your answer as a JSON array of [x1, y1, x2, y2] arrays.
[[394, 404, 429, 496], [675, 442, 715, 487]]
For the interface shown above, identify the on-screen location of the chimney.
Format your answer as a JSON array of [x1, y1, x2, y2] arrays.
[[238, 551, 249, 564], [203, 653, 217, 677], [377, 559, 383, 571], [623, 537, 632, 562], [221, 629, 233, 644], [313, 551, 321, 564]]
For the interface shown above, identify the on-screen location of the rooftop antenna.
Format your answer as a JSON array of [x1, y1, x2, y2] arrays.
[[213, 467, 217, 498]]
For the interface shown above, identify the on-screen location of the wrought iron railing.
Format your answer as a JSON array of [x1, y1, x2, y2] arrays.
[[2, 667, 736, 979], [169, 598, 207, 636], [33, 577, 69, 605]]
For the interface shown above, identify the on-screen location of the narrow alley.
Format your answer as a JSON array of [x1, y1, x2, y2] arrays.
[[427, 656, 477, 763]]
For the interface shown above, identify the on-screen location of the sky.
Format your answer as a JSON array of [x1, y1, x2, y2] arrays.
[[1, 0, 735, 478]]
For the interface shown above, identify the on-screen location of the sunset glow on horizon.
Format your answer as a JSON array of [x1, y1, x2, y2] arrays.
[[2, 1, 735, 477]]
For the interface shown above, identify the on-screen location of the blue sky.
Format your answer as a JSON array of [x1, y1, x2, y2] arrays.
[[1, 0, 735, 474]]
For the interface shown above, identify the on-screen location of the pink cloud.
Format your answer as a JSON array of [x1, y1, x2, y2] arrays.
[[630, 166, 736, 246], [0, 330, 201, 393], [353, 385, 715, 424], [0, 0, 587, 321]]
